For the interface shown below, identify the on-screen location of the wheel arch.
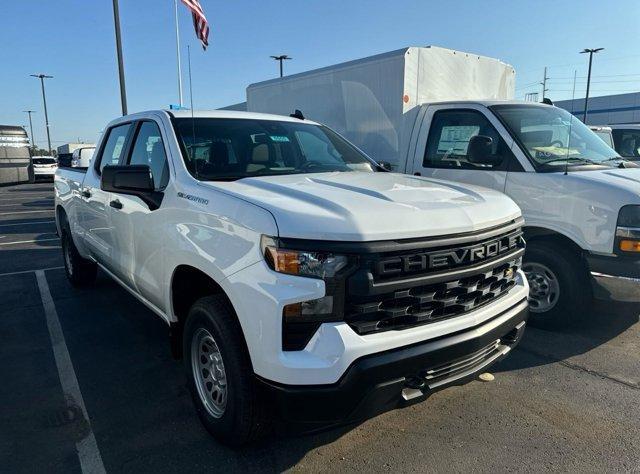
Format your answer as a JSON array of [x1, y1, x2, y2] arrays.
[[523, 226, 586, 257], [169, 264, 246, 360]]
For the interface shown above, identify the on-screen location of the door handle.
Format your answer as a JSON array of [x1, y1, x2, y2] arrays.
[[414, 172, 422, 176], [81, 189, 91, 198], [109, 199, 123, 210]]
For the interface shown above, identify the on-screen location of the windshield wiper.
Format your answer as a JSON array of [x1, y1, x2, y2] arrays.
[[542, 157, 600, 165]]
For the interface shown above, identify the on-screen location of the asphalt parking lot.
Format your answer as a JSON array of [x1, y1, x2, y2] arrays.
[[1, 182, 639, 473]]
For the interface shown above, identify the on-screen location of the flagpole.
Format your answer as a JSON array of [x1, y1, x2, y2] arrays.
[[111, 0, 128, 116], [174, 0, 184, 107]]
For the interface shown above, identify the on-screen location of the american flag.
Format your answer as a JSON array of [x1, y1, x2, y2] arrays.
[[180, 0, 210, 50]]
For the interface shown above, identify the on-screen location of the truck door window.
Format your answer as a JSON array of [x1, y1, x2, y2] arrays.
[[97, 124, 132, 172], [612, 129, 640, 158], [423, 110, 512, 170], [128, 121, 169, 189]]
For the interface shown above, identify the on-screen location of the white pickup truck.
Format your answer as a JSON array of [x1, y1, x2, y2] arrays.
[[55, 110, 528, 445], [247, 46, 640, 326]]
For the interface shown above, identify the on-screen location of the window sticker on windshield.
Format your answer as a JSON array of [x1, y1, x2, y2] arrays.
[[269, 135, 290, 143]]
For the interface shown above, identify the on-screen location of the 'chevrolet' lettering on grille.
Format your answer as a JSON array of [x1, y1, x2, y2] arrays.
[[376, 233, 523, 277]]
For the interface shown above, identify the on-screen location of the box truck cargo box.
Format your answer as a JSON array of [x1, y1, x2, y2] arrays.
[[247, 46, 515, 168]]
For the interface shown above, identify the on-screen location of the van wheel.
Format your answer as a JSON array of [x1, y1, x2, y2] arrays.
[[522, 241, 589, 328], [61, 229, 97, 287], [183, 295, 270, 446]]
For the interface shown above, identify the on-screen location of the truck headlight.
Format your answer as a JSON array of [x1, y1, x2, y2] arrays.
[[261, 235, 350, 351], [260, 235, 348, 278], [616, 205, 640, 253]]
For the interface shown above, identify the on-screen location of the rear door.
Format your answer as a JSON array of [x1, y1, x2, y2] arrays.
[[410, 105, 522, 193], [78, 122, 133, 270], [108, 119, 170, 313]]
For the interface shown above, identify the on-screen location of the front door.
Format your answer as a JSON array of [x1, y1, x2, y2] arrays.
[[109, 120, 170, 313], [411, 106, 520, 193]]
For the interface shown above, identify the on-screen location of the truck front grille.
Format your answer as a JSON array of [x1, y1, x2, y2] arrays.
[[344, 224, 524, 335]]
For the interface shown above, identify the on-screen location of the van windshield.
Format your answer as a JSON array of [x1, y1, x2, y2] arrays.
[[172, 118, 375, 181], [490, 104, 621, 170]]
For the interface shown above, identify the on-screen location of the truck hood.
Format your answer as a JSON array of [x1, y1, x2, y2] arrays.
[[203, 172, 521, 241], [571, 168, 640, 199]]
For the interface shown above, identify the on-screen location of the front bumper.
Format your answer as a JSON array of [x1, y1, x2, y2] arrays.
[[256, 298, 528, 429], [586, 253, 640, 302]]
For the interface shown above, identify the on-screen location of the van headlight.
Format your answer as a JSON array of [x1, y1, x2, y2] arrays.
[[260, 235, 348, 278], [616, 205, 640, 253]]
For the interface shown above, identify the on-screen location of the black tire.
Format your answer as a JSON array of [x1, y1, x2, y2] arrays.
[[61, 229, 97, 287], [523, 240, 590, 329], [183, 295, 270, 446]]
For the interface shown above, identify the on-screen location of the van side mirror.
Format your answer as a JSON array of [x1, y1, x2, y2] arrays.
[[468, 135, 502, 166], [101, 164, 163, 210]]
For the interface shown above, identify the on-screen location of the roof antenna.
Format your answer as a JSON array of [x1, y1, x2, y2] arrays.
[[564, 70, 577, 176], [290, 109, 305, 120], [188, 44, 198, 179]]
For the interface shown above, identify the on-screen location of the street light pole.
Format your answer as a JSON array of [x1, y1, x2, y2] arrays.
[[580, 48, 604, 124], [30, 74, 53, 154], [270, 55, 292, 78], [22, 110, 36, 151], [112, 0, 128, 115]]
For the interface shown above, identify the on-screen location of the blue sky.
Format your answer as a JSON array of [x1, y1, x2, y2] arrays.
[[1, 0, 639, 148]]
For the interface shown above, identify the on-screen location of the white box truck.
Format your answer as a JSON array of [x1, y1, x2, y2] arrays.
[[247, 46, 640, 327], [247, 46, 515, 170]]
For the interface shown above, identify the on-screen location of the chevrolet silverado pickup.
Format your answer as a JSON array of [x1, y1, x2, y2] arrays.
[[54, 110, 529, 445]]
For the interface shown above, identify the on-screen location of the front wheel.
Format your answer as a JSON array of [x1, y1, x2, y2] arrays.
[[523, 241, 590, 328], [183, 295, 270, 446]]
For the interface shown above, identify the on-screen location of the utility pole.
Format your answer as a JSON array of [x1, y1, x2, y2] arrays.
[[112, 0, 128, 115], [540, 67, 549, 101], [30, 74, 53, 154], [580, 48, 604, 123], [22, 110, 36, 151], [270, 55, 292, 78]]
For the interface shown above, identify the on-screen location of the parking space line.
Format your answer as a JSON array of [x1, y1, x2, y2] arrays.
[[0, 210, 54, 216], [35, 270, 106, 474], [0, 237, 60, 246], [0, 220, 55, 228], [0, 266, 64, 277]]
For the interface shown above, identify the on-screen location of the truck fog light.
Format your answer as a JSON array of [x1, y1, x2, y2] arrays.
[[283, 296, 334, 319], [282, 296, 336, 351], [619, 239, 640, 252]]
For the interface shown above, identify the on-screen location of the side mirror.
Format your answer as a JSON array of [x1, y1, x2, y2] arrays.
[[467, 135, 502, 166], [101, 164, 163, 210]]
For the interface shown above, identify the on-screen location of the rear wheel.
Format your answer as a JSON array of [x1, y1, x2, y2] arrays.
[[183, 295, 270, 446], [523, 241, 590, 328], [61, 229, 97, 287]]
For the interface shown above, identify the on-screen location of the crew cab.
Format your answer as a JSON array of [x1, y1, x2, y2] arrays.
[[55, 110, 528, 445]]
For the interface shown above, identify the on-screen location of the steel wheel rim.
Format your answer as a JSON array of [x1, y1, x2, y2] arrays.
[[191, 327, 227, 418], [523, 262, 560, 313]]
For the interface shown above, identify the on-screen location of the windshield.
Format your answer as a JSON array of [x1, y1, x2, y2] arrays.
[[172, 118, 375, 180], [490, 104, 620, 170]]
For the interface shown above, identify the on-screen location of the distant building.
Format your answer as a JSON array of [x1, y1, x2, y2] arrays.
[[218, 102, 247, 111], [555, 92, 640, 125]]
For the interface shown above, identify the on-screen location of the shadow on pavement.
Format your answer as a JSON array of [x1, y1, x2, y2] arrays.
[[495, 300, 639, 374]]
